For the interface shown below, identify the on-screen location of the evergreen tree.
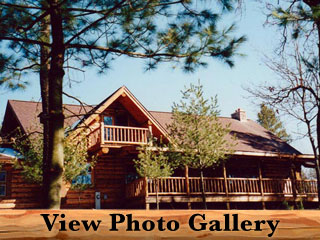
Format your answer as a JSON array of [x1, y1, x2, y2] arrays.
[[13, 131, 95, 185], [134, 141, 173, 210], [0, 0, 245, 209], [168, 81, 235, 209], [257, 104, 291, 142]]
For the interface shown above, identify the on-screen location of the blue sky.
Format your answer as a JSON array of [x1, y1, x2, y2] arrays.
[[0, 1, 313, 154]]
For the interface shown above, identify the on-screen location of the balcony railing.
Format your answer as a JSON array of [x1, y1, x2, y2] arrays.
[[88, 125, 149, 148], [103, 126, 149, 144], [125, 177, 318, 199]]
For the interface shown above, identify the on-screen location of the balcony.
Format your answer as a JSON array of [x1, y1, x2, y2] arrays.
[[88, 125, 149, 150], [125, 177, 318, 206]]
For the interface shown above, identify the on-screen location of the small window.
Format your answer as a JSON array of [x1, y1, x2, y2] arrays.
[[104, 116, 114, 141], [104, 116, 113, 125], [72, 165, 92, 185], [0, 171, 6, 196]]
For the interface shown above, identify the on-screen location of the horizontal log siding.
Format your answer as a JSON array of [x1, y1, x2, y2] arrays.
[[92, 155, 130, 209], [0, 166, 41, 209]]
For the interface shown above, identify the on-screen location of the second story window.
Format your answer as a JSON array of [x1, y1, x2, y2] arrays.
[[104, 116, 113, 141], [104, 116, 113, 125]]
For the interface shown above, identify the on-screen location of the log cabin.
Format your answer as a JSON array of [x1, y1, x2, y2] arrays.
[[0, 86, 317, 209]]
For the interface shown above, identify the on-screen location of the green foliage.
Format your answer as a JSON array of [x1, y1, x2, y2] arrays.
[[168, 81, 235, 170], [13, 132, 94, 184], [13, 135, 43, 184], [0, 0, 246, 90], [134, 141, 173, 179], [63, 133, 95, 183], [282, 200, 304, 210], [267, 1, 319, 46], [282, 200, 294, 210], [70, 183, 93, 191], [257, 104, 291, 142]]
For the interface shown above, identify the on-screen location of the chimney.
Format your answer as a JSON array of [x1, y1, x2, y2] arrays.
[[231, 108, 247, 122]]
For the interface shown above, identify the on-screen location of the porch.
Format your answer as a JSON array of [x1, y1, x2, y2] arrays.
[[88, 125, 150, 150], [125, 177, 318, 209]]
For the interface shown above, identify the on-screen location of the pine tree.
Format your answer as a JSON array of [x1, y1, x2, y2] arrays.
[[257, 104, 291, 142], [168, 81, 235, 209], [13, 131, 95, 185], [0, 0, 245, 209], [134, 141, 173, 210]]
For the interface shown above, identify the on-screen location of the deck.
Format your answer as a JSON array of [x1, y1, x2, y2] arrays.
[[88, 125, 149, 150], [125, 177, 318, 208]]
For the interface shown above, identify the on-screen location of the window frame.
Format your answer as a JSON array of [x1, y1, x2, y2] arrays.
[[0, 171, 6, 197]]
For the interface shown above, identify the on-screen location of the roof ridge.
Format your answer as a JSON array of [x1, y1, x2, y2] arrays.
[[149, 110, 172, 113], [8, 99, 94, 107], [149, 110, 256, 121], [9, 99, 41, 104]]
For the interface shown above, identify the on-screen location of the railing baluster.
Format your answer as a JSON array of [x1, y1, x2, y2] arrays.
[[126, 177, 318, 199]]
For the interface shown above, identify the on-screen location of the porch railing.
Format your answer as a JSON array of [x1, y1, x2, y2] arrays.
[[103, 126, 149, 144], [88, 125, 149, 148], [125, 178, 146, 198], [125, 177, 318, 198]]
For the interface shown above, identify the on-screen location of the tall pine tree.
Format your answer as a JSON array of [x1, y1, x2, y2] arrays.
[[134, 141, 173, 210], [0, 0, 245, 209], [257, 104, 291, 142], [168, 81, 235, 209]]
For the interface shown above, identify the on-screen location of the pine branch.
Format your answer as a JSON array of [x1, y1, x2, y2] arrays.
[[0, 36, 50, 46]]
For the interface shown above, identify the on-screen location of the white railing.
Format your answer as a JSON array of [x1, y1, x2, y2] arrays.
[[103, 125, 149, 144]]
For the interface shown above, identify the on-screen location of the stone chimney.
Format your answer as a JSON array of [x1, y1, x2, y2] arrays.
[[231, 108, 247, 122]]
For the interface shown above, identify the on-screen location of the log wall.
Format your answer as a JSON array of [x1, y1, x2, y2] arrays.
[[0, 164, 41, 209], [0, 154, 308, 210]]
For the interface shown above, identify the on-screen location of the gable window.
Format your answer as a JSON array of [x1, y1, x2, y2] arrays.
[[104, 116, 113, 125], [0, 171, 6, 196], [104, 116, 114, 141]]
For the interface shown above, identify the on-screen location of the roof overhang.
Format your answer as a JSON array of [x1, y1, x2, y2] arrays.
[[0, 148, 21, 164], [233, 151, 315, 167], [0, 153, 15, 164]]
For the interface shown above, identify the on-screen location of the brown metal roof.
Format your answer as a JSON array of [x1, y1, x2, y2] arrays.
[[5, 100, 93, 134], [149, 111, 301, 155], [2, 100, 301, 155]]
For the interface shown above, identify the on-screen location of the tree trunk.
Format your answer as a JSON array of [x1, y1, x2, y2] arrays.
[[156, 178, 159, 210], [39, 16, 50, 208], [315, 109, 320, 209], [200, 170, 207, 209], [315, 15, 320, 209], [44, 0, 65, 209], [304, 0, 320, 209]]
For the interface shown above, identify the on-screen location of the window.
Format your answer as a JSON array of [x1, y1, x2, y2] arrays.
[[0, 171, 6, 196], [104, 116, 113, 125], [125, 173, 139, 184], [104, 116, 113, 141], [72, 164, 92, 186]]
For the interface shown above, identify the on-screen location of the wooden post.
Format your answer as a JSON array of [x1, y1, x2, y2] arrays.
[[185, 166, 191, 209], [100, 116, 104, 144], [144, 177, 149, 198], [290, 159, 298, 209], [144, 177, 149, 210], [223, 162, 230, 210], [147, 120, 153, 140], [258, 159, 266, 210]]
